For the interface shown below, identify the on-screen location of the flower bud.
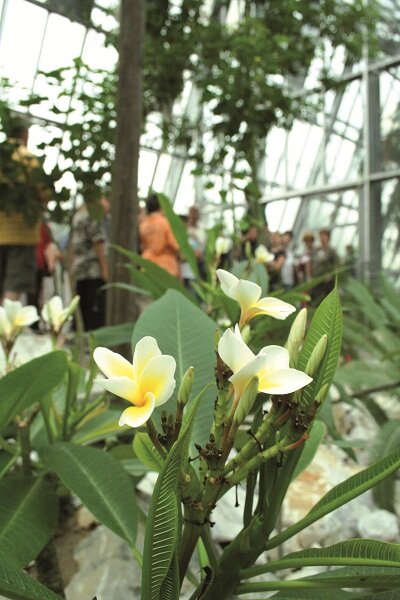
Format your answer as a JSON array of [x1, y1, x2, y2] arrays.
[[315, 383, 330, 404], [64, 295, 80, 321], [305, 334, 328, 377], [233, 376, 259, 427], [285, 308, 307, 367], [177, 366, 195, 408], [241, 324, 251, 344]]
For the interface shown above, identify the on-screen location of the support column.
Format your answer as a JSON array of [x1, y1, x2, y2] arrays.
[[359, 65, 382, 282], [107, 0, 145, 336]]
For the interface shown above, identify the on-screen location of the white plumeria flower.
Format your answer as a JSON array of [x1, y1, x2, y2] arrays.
[[254, 244, 274, 264], [215, 236, 233, 257], [0, 299, 39, 341], [218, 325, 312, 401], [42, 295, 80, 333], [216, 269, 296, 326], [93, 337, 176, 428]]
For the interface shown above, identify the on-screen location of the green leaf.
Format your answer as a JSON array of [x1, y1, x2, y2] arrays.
[[266, 445, 400, 550], [242, 539, 400, 577], [133, 432, 164, 472], [291, 420, 327, 481], [268, 591, 360, 599], [114, 245, 193, 301], [141, 412, 194, 600], [299, 566, 400, 588], [0, 451, 16, 480], [345, 278, 388, 326], [237, 567, 400, 593], [40, 442, 137, 546], [370, 421, 400, 512], [132, 290, 217, 446], [159, 550, 180, 600], [92, 322, 135, 347], [0, 556, 64, 600], [0, 477, 58, 567], [158, 193, 200, 280], [72, 407, 126, 444], [298, 285, 343, 406], [0, 351, 68, 431]]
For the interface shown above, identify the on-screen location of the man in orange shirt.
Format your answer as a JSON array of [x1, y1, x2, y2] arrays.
[[139, 193, 180, 277]]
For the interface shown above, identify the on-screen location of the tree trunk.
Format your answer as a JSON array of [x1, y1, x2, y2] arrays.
[[107, 0, 145, 341]]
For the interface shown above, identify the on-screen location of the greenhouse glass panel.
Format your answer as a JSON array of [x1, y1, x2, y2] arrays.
[[151, 153, 172, 192], [381, 67, 400, 172], [81, 29, 117, 70], [0, 0, 47, 91], [174, 160, 197, 215], [138, 149, 159, 197]]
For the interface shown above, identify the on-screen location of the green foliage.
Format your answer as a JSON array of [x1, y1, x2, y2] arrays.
[[237, 566, 400, 593], [40, 442, 137, 547], [0, 477, 58, 568], [0, 556, 64, 600], [92, 322, 135, 348], [141, 407, 196, 600], [114, 245, 193, 301], [132, 290, 217, 446], [298, 285, 343, 408], [0, 351, 68, 432], [72, 407, 126, 444], [369, 421, 400, 512], [13, 1, 376, 209], [133, 432, 164, 472], [243, 539, 400, 576]]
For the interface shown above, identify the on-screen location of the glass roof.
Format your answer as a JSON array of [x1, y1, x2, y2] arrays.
[[0, 0, 399, 278]]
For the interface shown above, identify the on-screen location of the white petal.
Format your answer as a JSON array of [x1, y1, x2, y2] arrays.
[[216, 269, 239, 297], [250, 297, 296, 320], [4, 299, 23, 323], [233, 279, 262, 310], [119, 393, 156, 428], [132, 336, 161, 378], [0, 308, 11, 338], [96, 376, 141, 404], [93, 347, 134, 379], [258, 368, 312, 395], [258, 345, 290, 371], [18, 306, 39, 327], [156, 379, 176, 407], [229, 354, 266, 398], [49, 296, 64, 314], [218, 326, 255, 373], [139, 355, 176, 406]]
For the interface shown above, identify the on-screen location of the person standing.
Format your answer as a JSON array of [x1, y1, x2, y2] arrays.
[[180, 205, 205, 290], [267, 232, 286, 291], [281, 230, 296, 290], [0, 117, 51, 302], [70, 197, 110, 330], [139, 193, 180, 277], [296, 232, 315, 284], [311, 228, 339, 305]]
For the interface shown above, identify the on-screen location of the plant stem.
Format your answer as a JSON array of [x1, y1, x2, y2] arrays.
[[179, 519, 204, 585], [228, 436, 291, 486], [18, 421, 31, 476], [200, 525, 219, 572], [40, 397, 55, 444], [146, 419, 166, 457]]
